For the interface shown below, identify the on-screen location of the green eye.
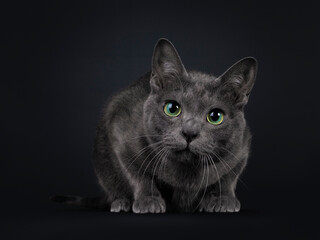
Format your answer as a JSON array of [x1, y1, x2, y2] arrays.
[[164, 101, 181, 117], [207, 109, 224, 125]]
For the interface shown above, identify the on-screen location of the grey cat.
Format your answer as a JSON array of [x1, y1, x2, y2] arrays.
[[52, 38, 257, 213]]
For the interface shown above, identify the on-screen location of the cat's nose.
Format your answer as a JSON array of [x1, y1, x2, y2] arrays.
[[182, 118, 200, 143], [182, 130, 198, 143]]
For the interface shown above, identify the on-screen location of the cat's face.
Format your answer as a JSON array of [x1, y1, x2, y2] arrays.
[[144, 73, 245, 163], [143, 39, 257, 163]]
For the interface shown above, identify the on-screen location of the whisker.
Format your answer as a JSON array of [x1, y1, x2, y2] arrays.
[[140, 147, 166, 181], [137, 144, 164, 178], [159, 150, 169, 181], [213, 151, 249, 190], [192, 155, 205, 201], [208, 154, 222, 210], [151, 148, 168, 196], [118, 134, 164, 144], [123, 141, 163, 173], [195, 156, 209, 211], [215, 146, 242, 162]]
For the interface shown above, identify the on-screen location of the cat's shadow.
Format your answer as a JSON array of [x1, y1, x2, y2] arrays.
[[54, 207, 260, 216]]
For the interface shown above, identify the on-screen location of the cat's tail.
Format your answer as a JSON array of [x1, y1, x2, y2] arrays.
[[50, 195, 108, 210]]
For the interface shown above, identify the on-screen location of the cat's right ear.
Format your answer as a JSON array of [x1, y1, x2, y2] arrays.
[[217, 57, 257, 107], [150, 38, 188, 93]]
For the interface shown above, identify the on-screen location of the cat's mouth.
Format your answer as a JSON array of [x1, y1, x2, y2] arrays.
[[173, 145, 198, 159]]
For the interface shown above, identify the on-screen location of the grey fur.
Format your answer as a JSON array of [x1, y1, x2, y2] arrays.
[[52, 39, 257, 213], [92, 39, 257, 213]]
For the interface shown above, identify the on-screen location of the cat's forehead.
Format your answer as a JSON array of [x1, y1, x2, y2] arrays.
[[185, 71, 220, 91], [181, 71, 221, 105], [187, 71, 217, 84]]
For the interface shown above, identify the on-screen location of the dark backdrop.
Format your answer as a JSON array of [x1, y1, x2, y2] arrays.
[[2, 0, 319, 239]]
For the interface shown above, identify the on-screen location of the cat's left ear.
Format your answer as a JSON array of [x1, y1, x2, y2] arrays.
[[150, 38, 188, 93], [217, 57, 257, 107]]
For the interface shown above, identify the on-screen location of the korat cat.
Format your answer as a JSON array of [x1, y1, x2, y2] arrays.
[[52, 38, 257, 213]]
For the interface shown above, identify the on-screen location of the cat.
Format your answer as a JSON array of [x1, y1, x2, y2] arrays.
[[51, 38, 257, 213]]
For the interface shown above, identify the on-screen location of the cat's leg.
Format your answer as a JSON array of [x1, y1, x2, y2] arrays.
[[106, 170, 166, 213], [198, 174, 240, 213], [131, 178, 166, 214], [96, 141, 166, 214], [198, 158, 247, 213], [114, 151, 166, 214], [94, 149, 133, 212], [110, 198, 131, 212], [94, 126, 134, 212], [105, 158, 166, 214], [96, 173, 132, 212]]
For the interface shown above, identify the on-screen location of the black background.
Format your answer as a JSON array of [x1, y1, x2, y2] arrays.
[[2, 0, 320, 239]]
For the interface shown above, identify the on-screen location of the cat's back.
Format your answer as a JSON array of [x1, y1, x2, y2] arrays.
[[93, 72, 151, 164], [101, 72, 151, 128]]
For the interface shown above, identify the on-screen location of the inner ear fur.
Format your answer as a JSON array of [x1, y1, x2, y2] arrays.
[[217, 57, 257, 106], [150, 38, 188, 93]]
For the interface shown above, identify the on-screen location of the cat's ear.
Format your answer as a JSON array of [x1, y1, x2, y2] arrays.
[[150, 38, 188, 93], [217, 57, 257, 107]]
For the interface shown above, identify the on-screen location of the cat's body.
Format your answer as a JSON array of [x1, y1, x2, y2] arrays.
[[52, 39, 257, 213]]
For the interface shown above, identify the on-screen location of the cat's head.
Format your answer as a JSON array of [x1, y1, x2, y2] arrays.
[[143, 39, 257, 163]]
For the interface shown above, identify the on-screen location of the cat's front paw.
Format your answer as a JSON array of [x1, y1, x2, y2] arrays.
[[132, 196, 166, 214], [199, 195, 240, 213], [110, 198, 131, 212]]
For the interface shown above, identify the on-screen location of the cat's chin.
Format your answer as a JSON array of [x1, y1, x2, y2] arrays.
[[171, 148, 198, 162]]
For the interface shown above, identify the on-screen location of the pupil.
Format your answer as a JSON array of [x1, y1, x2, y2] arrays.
[[169, 103, 177, 113], [210, 111, 220, 121]]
